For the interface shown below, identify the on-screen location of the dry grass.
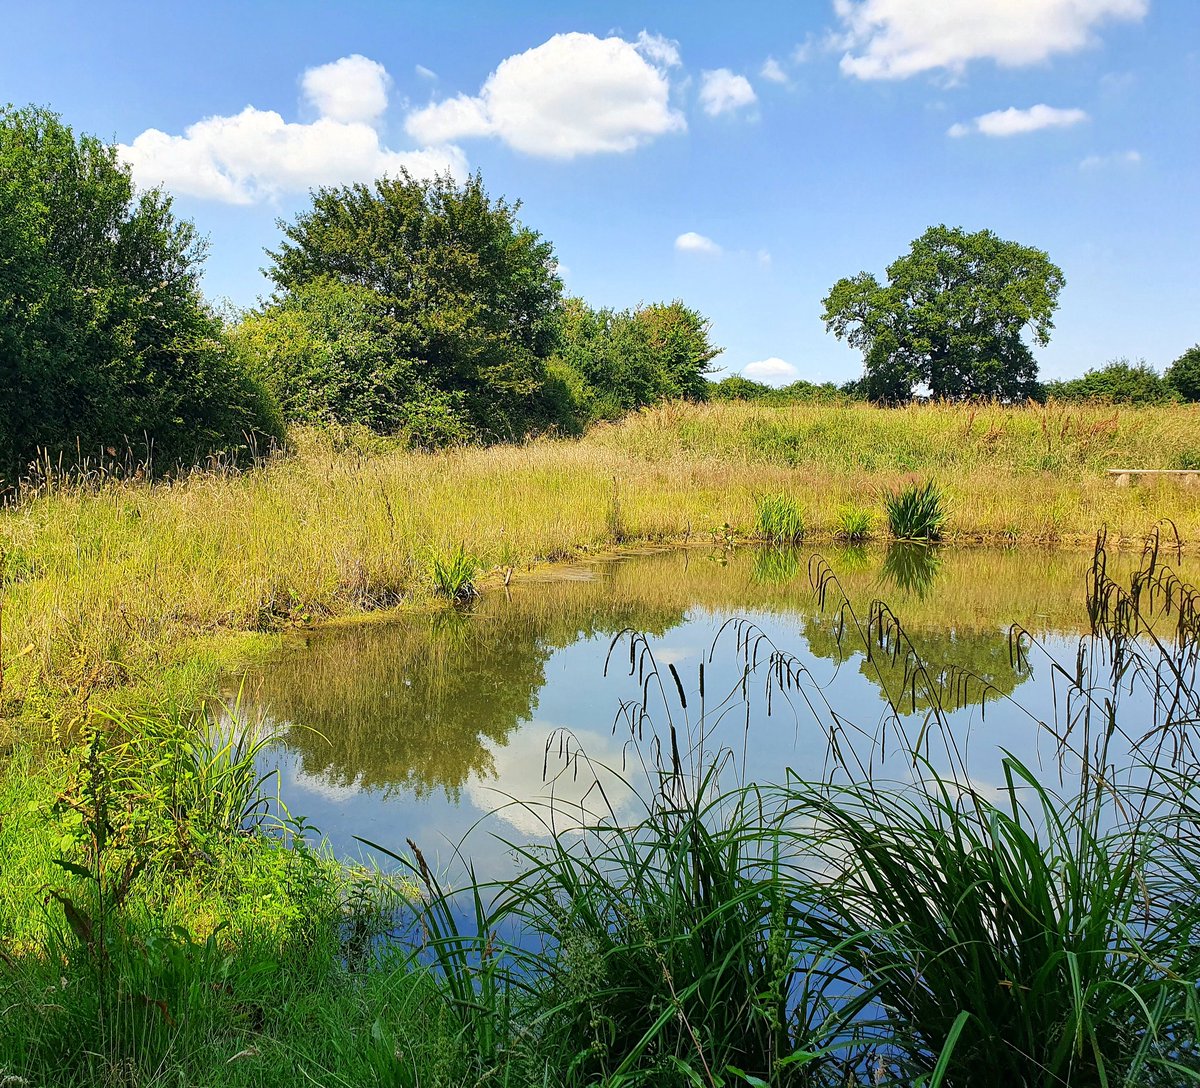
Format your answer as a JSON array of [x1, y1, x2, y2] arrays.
[[2, 401, 1199, 721]]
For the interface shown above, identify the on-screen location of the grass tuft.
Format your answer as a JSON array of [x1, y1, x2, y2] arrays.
[[428, 545, 480, 602], [755, 492, 806, 544], [884, 478, 947, 540]]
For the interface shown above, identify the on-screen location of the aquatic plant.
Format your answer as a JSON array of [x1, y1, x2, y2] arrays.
[[429, 544, 480, 602], [884, 478, 947, 540]]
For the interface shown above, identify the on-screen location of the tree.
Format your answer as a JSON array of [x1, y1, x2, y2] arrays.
[[0, 105, 282, 490], [259, 171, 565, 443], [822, 225, 1065, 404], [555, 298, 720, 419], [1166, 344, 1200, 403]]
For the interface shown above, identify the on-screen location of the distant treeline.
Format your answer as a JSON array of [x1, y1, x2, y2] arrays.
[[714, 353, 1200, 407]]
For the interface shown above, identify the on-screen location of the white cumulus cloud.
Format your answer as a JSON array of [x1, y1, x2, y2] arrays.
[[300, 54, 390, 123], [948, 103, 1088, 137], [675, 231, 721, 255], [404, 32, 685, 158], [742, 358, 800, 385], [120, 55, 465, 204], [834, 0, 1149, 80], [698, 69, 757, 116]]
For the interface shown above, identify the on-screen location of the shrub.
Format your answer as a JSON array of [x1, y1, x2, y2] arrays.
[[0, 105, 282, 492], [1165, 343, 1200, 402]]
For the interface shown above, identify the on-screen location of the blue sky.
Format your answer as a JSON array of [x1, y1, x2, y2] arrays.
[[3, 0, 1196, 384]]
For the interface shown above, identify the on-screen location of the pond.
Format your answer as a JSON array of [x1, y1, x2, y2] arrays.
[[238, 543, 1196, 881]]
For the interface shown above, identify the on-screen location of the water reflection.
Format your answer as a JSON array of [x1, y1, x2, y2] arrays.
[[239, 545, 1194, 870], [881, 541, 941, 598]]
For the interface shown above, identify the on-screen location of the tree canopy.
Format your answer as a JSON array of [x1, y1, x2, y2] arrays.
[[1166, 344, 1200, 403], [554, 298, 720, 419], [1042, 358, 1176, 405], [252, 171, 567, 443], [822, 225, 1065, 404], [0, 105, 281, 490]]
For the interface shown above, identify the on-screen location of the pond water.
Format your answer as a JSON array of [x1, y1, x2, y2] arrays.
[[239, 543, 1196, 882]]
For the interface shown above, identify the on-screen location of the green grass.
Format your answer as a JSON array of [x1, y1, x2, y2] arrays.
[[428, 543, 481, 601], [755, 492, 806, 544], [834, 504, 873, 542]]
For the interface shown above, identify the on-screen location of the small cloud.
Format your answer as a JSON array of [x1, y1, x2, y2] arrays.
[[675, 231, 721, 255], [698, 69, 757, 117], [756, 248, 772, 266], [1080, 149, 1142, 169], [634, 30, 682, 68], [792, 33, 818, 64], [760, 57, 788, 84], [415, 64, 437, 80], [404, 32, 685, 158], [301, 54, 391, 124], [742, 357, 799, 385], [948, 104, 1089, 138]]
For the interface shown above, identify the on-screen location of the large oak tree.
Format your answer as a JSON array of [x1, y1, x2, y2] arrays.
[[822, 225, 1065, 404]]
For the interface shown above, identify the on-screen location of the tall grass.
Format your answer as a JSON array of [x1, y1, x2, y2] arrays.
[[755, 492, 806, 544], [884, 478, 947, 540]]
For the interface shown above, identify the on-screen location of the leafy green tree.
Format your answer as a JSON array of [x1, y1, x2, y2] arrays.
[[1042, 358, 1175, 405], [822, 225, 1065, 404], [1165, 344, 1200, 402], [260, 171, 565, 442], [555, 297, 720, 419], [0, 105, 282, 490]]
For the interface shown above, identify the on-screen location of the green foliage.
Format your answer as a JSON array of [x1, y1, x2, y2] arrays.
[[555, 297, 721, 420], [754, 493, 806, 543], [884, 479, 947, 540], [428, 545, 480, 601], [1043, 357, 1176, 404], [834, 505, 873, 542], [0, 105, 283, 492], [1165, 343, 1200, 402], [256, 170, 565, 444], [823, 224, 1064, 404]]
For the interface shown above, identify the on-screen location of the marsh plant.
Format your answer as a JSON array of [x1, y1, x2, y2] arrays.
[[755, 492, 806, 544], [884, 478, 947, 540], [383, 526, 1200, 1086], [429, 544, 481, 602], [834, 504, 873, 542]]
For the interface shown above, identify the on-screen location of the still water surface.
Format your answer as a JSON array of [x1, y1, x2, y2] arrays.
[[241, 544, 1192, 881]]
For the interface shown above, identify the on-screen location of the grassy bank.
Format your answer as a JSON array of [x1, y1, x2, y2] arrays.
[[4, 401, 1199, 732]]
